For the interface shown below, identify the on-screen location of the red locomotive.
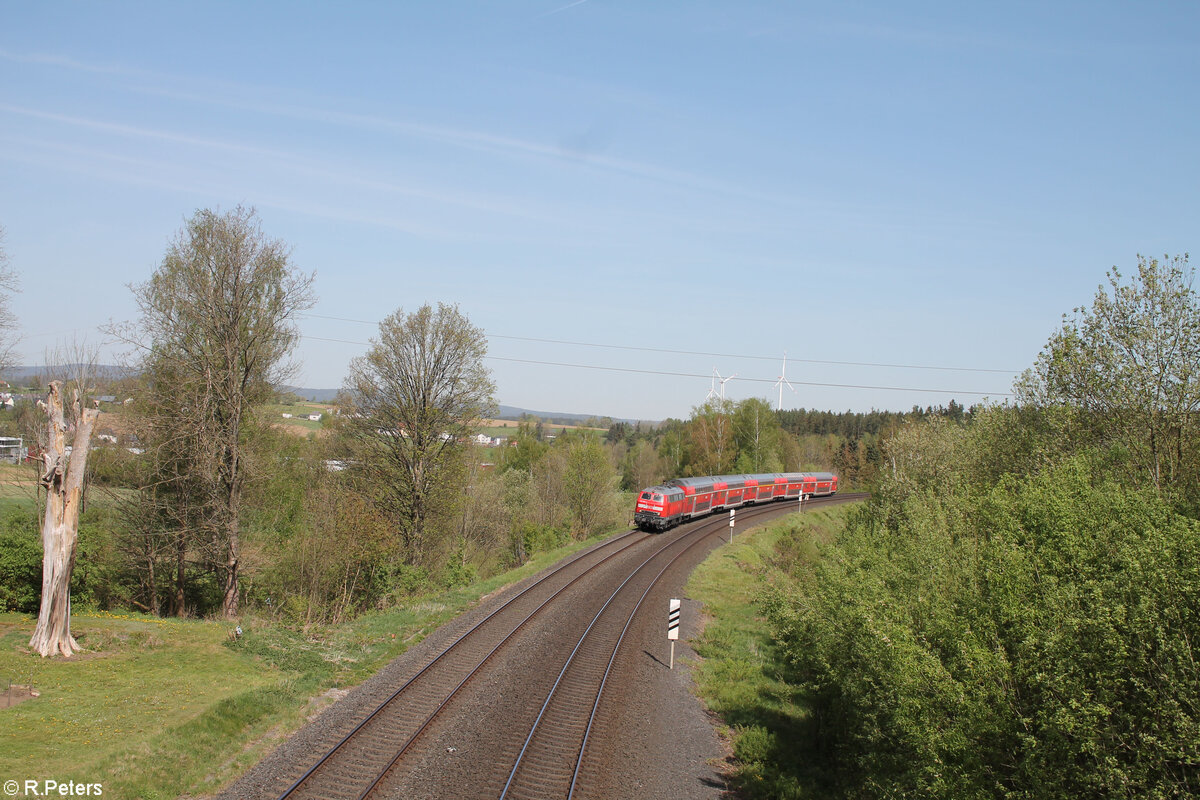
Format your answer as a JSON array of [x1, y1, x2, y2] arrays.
[[633, 472, 838, 532]]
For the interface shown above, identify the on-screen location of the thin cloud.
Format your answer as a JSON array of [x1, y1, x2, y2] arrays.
[[2, 47, 768, 202], [0, 103, 295, 161], [0, 105, 560, 224], [535, 0, 589, 20], [0, 46, 134, 75], [130, 85, 742, 197], [0, 134, 539, 240]]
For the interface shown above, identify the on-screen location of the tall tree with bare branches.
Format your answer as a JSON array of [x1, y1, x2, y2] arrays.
[[117, 207, 314, 618], [0, 224, 19, 375]]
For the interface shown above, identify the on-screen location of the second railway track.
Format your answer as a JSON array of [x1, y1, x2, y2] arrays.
[[229, 493, 864, 800]]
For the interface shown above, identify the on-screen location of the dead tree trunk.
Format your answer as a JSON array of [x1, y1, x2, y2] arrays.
[[29, 382, 99, 658]]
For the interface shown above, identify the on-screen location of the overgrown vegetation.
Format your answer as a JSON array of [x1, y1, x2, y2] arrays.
[[0, 199, 950, 629], [0, 529, 603, 799], [686, 509, 851, 799], [691, 254, 1200, 799]]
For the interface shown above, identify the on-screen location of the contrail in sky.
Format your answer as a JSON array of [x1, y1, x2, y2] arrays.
[[536, 0, 588, 19]]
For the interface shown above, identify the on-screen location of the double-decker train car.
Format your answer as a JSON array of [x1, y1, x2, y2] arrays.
[[633, 471, 837, 532]]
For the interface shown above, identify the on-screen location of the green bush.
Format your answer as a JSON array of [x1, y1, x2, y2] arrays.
[[772, 455, 1200, 799], [442, 549, 477, 588], [384, 562, 430, 598], [0, 506, 40, 612], [733, 724, 778, 764], [519, 522, 568, 556]]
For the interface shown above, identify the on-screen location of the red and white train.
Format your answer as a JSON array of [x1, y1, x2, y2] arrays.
[[634, 472, 838, 532]]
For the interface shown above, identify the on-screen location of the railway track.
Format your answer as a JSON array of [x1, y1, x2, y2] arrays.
[[499, 510, 734, 800], [266, 493, 860, 800]]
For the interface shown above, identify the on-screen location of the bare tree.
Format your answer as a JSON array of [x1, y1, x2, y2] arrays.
[[29, 382, 99, 657], [0, 224, 19, 375], [114, 207, 314, 618], [343, 303, 495, 566], [41, 336, 101, 427]]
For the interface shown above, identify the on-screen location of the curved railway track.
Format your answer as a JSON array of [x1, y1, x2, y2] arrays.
[[499, 510, 733, 800], [266, 492, 864, 800]]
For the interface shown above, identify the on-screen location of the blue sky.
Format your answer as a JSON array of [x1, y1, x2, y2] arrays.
[[1, 1, 1197, 421]]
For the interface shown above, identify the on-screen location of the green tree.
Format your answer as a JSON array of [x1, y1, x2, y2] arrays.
[[562, 434, 616, 537], [620, 438, 664, 491], [687, 399, 736, 475], [1017, 253, 1200, 497], [733, 398, 784, 473], [119, 206, 315, 618], [343, 303, 495, 566], [656, 420, 686, 478], [501, 417, 547, 474]]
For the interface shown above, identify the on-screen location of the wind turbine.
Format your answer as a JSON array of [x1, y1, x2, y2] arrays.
[[707, 368, 738, 402], [773, 352, 798, 410], [719, 371, 737, 399]]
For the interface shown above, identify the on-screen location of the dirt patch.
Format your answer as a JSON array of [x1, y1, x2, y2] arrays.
[[1, 684, 40, 709], [306, 687, 349, 722]]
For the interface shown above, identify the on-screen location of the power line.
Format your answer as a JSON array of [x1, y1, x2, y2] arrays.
[[485, 335, 1017, 375], [484, 355, 1012, 397], [298, 313, 1018, 375], [300, 335, 1012, 397]]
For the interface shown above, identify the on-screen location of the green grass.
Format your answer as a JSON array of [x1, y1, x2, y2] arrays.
[[0, 612, 275, 797], [685, 505, 852, 800], [0, 462, 39, 502], [264, 402, 329, 433], [0, 530, 617, 800], [475, 423, 606, 440]]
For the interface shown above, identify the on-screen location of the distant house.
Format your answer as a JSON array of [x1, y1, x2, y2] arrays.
[[281, 413, 293, 419], [307, 413, 322, 422], [96, 396, 118, 404]]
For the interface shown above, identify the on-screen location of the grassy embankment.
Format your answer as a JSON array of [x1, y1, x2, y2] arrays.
[[685, 504, 853, 799], [0, 531, 616, 800]]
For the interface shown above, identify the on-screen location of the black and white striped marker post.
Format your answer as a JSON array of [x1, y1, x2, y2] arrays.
[[668, 598, 681, 669], [729, 507, 736, 543]]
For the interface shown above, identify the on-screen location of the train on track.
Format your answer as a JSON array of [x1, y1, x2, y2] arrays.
[[634, 471, 838, 532]]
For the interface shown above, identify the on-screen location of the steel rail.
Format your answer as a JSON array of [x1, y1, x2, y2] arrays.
[[498, 504, 767, 800], [282, 490, 864, 800], [350, 524, 682, 799], [277, 527, 642, 800], [566, 491, 861, 798]]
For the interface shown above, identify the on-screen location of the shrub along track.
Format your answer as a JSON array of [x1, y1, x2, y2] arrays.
[[222, 493, 865, 800]]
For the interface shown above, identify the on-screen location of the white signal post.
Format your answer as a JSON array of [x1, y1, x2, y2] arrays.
[[798, 492, 804, 514], [668, 598, 681, 669], [729, 508, 735, 543]]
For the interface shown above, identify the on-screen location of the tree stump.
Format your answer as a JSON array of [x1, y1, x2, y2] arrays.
[[29, 381, 99, 658]]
